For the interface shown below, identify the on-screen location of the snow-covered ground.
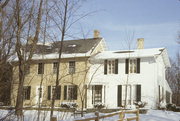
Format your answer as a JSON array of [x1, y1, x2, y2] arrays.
[[0, 109, 180, 121]]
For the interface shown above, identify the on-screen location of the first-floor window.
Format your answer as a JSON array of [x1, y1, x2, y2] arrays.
[[47, 86, 61, 100], [166, 91, 170, 104], [92, 85, 102, 104], [64, 85, 78, 100], [117, 84, 141, 106], [23, 86, 31, 100]]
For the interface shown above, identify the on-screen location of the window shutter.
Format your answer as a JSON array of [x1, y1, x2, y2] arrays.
[[115, 59, 118, 74], [104, 60, 107, 74], [28, 86, 31, 100], [92, 86, 94, 104], [56, 86, 61, 100], [117, 85, 122, 107], [125, 59, 129, 74], [137, 58, 140, 73], [136, 85, 141, 101], [64, 85, 67, 100], [48, 86, 51, 100], [159, 85, 160, 102], [73, 85, 78, 100]]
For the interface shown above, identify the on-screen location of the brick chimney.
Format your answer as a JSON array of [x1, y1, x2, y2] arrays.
[[93, 30, 100, 38], [137, 38, 144, 49]]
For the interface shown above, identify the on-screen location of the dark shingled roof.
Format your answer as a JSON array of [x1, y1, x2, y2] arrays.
[[33, 38, 102, 54]]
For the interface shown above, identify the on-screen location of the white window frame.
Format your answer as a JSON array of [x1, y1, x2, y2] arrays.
[[69, 61, 75, 74], [53, 62, 58, 74], [107, 60, 115, 74], [129, 59, 137, 73]]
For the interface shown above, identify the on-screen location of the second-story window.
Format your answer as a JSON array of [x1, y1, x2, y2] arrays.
[[108, 60, 115, 74], [25, 65, 30, 75], [53, 62, 58, 74], [38, 63, 44, 74], [69, 61, 75, 74], [130, 59, 137, 73], [125, 58, 140, 74], [104, 59, 118, 75]]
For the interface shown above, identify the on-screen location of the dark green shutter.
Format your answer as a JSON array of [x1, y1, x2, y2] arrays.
[[64, 85, 67, 100], [92, 86, 94, 104], [48, 86, 51, 100], [104, 60, 107, 74], [117, 85, 122, 107], [159, 85, 160, 102], [73, 85, 78, 100], [137, 58, 140, 73], [27, 86, 31, 100], [125, 59, 129, 74], [136, 85, 141, 101], [56, 86, 61, 100], [115, 59, 118, 74]]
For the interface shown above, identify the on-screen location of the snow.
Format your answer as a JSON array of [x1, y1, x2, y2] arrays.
[[0, 109, 179, 121], [91, 47, 170, 67], [11, 52, 91, 62]]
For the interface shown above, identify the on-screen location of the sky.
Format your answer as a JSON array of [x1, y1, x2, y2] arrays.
[[71, 0, 180, 58]]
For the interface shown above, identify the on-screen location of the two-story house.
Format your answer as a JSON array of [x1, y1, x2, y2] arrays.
[[11, 31, 106, 108], [87, 38, 172, 109]]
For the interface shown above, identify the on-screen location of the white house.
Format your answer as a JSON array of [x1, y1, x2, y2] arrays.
[[86, 39, 172, 109]]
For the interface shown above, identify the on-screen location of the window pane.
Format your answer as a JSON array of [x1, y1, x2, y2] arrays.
[[69, 61, 75, 74], [23, 86, 31, 100], [53, 62, 58, 74], [38, 63, 44, 74]]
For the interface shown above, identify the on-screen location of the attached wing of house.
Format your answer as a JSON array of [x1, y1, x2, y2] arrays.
[[88, 47, 172, 109]]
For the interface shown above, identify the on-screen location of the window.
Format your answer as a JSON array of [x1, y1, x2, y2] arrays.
[[64, 85, 77, 100], [108, 60, 115, 74], [130, 59, 137, 73], [69, 61, 75, 74], [53, 62, 58, 74], [38, 63, 44, 74], [25, 65, 30, 75], [125, 58, 140, 74], [23, 86, 31, 100], [92, 85, 102, 104], [47, 86, 61, 100], [166, 91, 170, 104], [104, 59, 118, 74], [119, 84, 141, 106]]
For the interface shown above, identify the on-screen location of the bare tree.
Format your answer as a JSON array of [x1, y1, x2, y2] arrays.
[[13, 0, 44, 117], [0, 0, 15, 105], [166, 52, 180, 106]]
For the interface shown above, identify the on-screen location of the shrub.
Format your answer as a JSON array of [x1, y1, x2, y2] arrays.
[[94, 103, 105, 110], [134, 101, 147, 108], [159, 101, 166, 110], [61, 102, 78, 109], [166, 103, 176, 111]]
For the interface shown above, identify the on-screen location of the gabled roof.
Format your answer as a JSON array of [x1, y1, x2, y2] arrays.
[[92, 48, 171, 67], [12, 37, 105, 61], [32, 38, 103, 54]]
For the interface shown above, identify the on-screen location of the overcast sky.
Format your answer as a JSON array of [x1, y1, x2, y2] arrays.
[[71, 0, 180, 58]]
